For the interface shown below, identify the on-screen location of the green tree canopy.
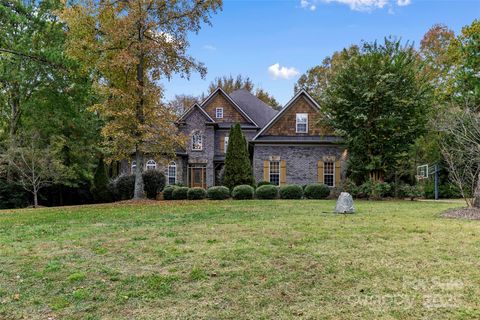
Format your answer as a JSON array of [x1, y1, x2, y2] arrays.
[[322, 38, 432, 183]]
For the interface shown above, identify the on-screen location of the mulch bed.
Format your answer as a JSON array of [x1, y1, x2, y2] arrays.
[[442, 207, 480, 220]]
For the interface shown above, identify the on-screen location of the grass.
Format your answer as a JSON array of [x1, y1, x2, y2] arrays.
[[1, 199, 479, 319]]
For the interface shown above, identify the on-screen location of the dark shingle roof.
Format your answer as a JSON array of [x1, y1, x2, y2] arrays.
[[253, 135, 343, 143], [229, 89, 278, 128]]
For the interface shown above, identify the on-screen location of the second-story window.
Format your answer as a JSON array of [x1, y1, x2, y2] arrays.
[[296, 113, 308, 133], [192, 131, 203, 151], [224, 136, 229, 153], [216, 107, 223, 119], [146, 159, 156, 170]]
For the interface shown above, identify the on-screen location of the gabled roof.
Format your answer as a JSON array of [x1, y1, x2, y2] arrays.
[[252, 90, 321, 141], [229, 89, 278, 128], [176, 103, 215, 123], [201, 87, 259, 127]]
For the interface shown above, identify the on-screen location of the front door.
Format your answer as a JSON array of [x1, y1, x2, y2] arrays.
[[190, 167, 206, 188]]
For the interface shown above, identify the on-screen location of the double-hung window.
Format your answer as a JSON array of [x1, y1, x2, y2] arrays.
[[216, 107, 224, 119], [269, 161, 280, 186], [324, 161, 334, 187], [296, 113, 308, 133], [192, 131, 203, 150], [167, 162, 176, 185]]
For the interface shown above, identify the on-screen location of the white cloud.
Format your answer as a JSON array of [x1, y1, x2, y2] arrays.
[[268, 63, 300, 80], [300, 0, 317, 10], [396, 0, 411, 6], [299, 0, 412, 12], [203, 44, 217, 51]]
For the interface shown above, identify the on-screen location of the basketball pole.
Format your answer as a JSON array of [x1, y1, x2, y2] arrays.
[[434, 164, 439, 201]]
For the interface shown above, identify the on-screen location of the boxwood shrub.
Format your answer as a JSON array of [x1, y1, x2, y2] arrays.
[[279, 184, 303, 199], [256, 181, 272, 187], [187, 187, 207, 200], [255, 184, 278, 199], [114, 174, 135, 200], [232, 185, 254, 200], [304, 184, 330, 199], [172, 186, 188, 200], [207, 186, 230, 200], [163, 185, 177, 200]]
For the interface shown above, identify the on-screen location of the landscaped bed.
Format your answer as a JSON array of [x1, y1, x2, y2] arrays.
[[1, 200, 479, 319]]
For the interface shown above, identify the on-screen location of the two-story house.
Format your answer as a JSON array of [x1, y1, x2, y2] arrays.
[[124, 87, 346, 188]]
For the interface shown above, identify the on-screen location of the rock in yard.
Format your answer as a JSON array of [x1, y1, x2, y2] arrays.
[[335, 192, 355, 214]]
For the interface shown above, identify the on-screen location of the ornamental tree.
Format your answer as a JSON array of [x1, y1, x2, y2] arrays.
[[223, 123, 254, 189]]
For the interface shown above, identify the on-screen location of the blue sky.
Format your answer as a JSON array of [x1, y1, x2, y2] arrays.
[[162, 0, 480, 105]]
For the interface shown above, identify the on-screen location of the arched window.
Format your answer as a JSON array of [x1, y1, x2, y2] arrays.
[[146, 159, 157, 170], [192, 131, 203, 151], [131, 160, 136, 171], [167, 162, 176, 185]]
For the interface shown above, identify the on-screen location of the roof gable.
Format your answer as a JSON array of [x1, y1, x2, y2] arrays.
[[176, 103, 215, 123], [253, 90, 321, 140], [201, 88, 259, 127]]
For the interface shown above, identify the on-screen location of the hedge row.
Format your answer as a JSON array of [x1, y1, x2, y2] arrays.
[[163, 183, 332, 200]]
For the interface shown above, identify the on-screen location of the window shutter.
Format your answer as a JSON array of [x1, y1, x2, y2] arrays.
[[280, 160, 287, 185], [220, 136, 225, 153], [263, 161, 269, 181], [317, 160, 324, 183], [335, 160, 341, 187]]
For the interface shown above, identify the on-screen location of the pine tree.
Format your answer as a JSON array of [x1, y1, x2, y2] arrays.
[[223, 124, 254, 189]]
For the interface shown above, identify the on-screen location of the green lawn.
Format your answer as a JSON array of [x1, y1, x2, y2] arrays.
[[1, 200, 479, 319]]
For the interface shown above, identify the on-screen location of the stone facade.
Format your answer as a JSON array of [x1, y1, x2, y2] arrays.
[[253, 145, 346, 185]]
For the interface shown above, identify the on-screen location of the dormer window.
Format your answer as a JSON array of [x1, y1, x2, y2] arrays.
[[296, 113, 308, 133], [192, 131, 203, 150], [216, 107, 223, 119]]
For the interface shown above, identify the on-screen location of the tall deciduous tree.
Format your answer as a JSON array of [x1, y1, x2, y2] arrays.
[[322, 38, 432, 183], [223, 123, 254, 189], [62, 0, 222, 199], [208, 74, 281, 110]]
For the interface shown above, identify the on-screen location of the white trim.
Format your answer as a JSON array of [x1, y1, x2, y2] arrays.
[[269, 160, 280, 186], [253, 90, 321, 141], [200, 88, 259, 127], [177, 103, 215, 123], [146, 159, 157, 170], [224, 136, 229, 153], [167, 161, 177, 185], [215, 107, 224, 119], [295, 113, 308, 133]]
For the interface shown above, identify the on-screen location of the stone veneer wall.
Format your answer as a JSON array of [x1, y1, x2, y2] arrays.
[[180, 108, 215, 187], [253, 144, 346, 185]]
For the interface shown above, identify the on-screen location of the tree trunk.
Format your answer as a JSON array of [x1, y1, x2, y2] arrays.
[[133, 148, 145, 199], [133, 20, 146, 200], [33, 188, 38, 208], [473, 172, 480, 208]]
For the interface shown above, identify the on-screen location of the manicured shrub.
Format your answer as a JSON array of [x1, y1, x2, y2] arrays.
[[255, 184, 278, 199], [304, 184, 330, 199], [114, 174, 135, 200], [341, 178, 359, 198], [172, 187, 188, 200], [399, 184, 423, 200], [232, 185, 254, 200], [207, 186, 230, 200], [187, 187, 207, 200], [279, 184, 303, 199], [163, 185, 177, 200], [142, 170, 166, 199], [256, 181, 272, 187]]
